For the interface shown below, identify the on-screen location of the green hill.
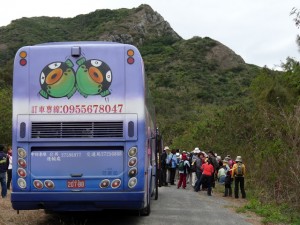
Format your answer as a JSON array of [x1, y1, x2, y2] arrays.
[[0, 4, 259, 145]]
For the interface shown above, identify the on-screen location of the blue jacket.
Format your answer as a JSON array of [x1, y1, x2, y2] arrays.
[[166, 153, 177, 168], [0, 151, 9, 173]]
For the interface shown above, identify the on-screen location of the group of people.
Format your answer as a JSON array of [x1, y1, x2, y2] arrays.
[[0, 144, 12, 199], [160, 146, 246, 199]]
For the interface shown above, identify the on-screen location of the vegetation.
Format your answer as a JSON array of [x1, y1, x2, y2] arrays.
[[0, 4, 300, 223]]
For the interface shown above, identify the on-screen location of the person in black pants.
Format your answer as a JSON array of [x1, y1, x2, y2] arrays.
[[160, 147, 168, 186], [168, 149, 177, 185], [232, 156, 246, 198], [7, 146, 12, 190], [0, 144, 9, 198]]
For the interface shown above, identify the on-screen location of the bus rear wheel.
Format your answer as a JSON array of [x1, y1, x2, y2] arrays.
[[139, 202, 150, 216]]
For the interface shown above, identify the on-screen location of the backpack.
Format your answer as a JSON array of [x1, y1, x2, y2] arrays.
[[167, 154, 173, 168], [236, 162, 243, 176], [178, 160, 185, 172], [191, 160, 197, 172]]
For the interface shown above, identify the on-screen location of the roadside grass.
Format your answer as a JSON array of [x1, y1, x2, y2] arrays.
[[242, 198, 300, 225], [214, 183, 300, 225]]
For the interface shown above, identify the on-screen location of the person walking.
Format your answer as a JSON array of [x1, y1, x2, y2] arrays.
[[6, 146, 12, 190], [0, 144, 9, 198], [231, 156, 246, 198]]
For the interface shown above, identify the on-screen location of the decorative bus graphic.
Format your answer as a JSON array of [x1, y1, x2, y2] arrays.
[[12, 42, 159, 216], [76, 57, 112, 98], [39, 59, 77, 99], [39, 57, 112, 99]]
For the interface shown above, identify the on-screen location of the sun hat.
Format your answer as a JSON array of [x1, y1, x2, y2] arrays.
[[193, 147, 200, 153], [235, 156, 242, 162], [223, 156, 229, 162], [164, 146, 169, 150]]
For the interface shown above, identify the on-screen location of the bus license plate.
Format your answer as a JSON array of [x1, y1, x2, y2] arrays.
[[67, 180, 85, 188]]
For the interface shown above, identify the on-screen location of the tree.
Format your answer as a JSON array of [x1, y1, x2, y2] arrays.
[[290, 7, 300, 51]]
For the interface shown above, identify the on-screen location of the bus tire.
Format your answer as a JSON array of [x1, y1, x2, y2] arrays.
[[44, 209, 54, 214], [139, 202, 150, 216]]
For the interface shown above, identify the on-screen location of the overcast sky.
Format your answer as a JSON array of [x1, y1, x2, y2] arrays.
[[0, 0, 299, 70]]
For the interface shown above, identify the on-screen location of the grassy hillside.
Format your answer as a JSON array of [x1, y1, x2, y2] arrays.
[[0, 5, 259, 145]]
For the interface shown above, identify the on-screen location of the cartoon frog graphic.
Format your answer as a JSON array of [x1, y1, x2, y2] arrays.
[[76, 57, 112, 98], [39, 59, 76, 99]]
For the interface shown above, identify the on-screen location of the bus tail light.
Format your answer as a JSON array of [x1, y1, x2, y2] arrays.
[[127, 49, 135, 64], [44, 180, 55, 189], [17, 147, 27, 158], [99, 179, 110, 188], [17, 147, 28, 189], [128, 157, 137, 167], [128, 146, 137, 188], [33, 180, 43, 189], [17, 168, 27, 178], [111, 179, 121, 189], [19, 51, 27, 66], [127, 57, 134, 64], [128, 177, 137, 188], [128, 146, 137, 157], [128, 167, 137, 177], [18, 178, 27, 189], [18, 158, 27, 168]]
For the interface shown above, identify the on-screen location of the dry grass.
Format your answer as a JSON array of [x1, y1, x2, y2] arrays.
[[213, 184, 263, 225], [0, 190, 49, 225]]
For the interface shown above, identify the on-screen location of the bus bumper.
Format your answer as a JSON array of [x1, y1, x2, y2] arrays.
[[11, 192, 145, 211]]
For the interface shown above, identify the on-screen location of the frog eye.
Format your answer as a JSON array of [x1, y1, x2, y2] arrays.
[[40, 72, 45, 84], [46, 68, 63, 85], [89, 67, 103, 83], [106, 71, 112, 82], [91, 60, 102, 67], [48, 62, 61, 70]]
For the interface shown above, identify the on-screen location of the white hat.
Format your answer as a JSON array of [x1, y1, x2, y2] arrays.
[[164, 146, 169, 150], [224, 156, 230, 162], [193, 147, 200, 153], [235, 156, 242, 162]]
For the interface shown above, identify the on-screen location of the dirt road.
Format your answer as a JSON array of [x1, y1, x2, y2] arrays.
[[0, 184, 262, 225]]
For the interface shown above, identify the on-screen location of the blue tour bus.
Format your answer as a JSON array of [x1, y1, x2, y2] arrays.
[[11, 42, 159, 215]]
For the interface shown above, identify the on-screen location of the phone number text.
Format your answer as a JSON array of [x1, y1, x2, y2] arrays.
[[31, 104, 124, 114]]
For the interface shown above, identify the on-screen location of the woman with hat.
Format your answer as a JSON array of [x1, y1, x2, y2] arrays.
[[231, 156, 246, 198], [222, 157, 232, 197]]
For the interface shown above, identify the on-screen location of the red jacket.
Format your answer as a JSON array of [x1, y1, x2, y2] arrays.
[[201, 163, 214, 176]]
